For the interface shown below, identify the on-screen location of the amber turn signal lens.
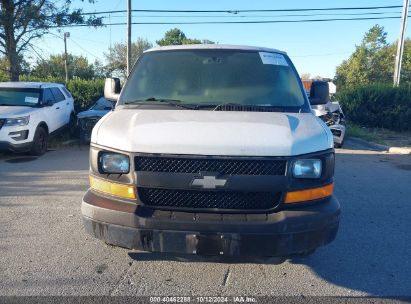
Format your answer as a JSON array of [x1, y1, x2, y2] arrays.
[[284, 183, 334, 204], [89, 176, 136, 199]]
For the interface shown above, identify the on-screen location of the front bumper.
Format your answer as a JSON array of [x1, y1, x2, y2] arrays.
[[330, 124, 346, 145], [0, 141, 32, 152], [82, 190, 340, 257]]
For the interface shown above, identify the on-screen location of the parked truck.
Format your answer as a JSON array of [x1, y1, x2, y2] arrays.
[[81, 45, 340, 257]]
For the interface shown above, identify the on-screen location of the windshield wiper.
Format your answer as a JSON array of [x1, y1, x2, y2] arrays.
[[210, 103, 287, 112], [124, 97, 196, 110]]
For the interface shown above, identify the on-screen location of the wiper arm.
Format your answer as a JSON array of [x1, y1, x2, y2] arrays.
[[212, 102, 286, 112], [124, 97, 196, 110]]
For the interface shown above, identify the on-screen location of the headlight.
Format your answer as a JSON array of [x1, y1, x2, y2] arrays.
[[293, 159, 322, 179], [4, 116, 30, 126], [100, 153, 130, 174]]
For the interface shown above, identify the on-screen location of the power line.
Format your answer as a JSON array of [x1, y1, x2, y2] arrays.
[[101, 11, 402, 19], [49, 16, 402, 27], [130, 6, 409, 13], [69, 38, 104, 61], [69, 35, 107, 45], [73, 5, 411, 16], [293, 51, 353, 58], [58, 5, 410, 17]]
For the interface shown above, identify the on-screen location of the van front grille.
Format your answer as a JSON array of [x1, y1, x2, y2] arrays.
[[135, 156, 286, 176], [138, 188, 281, 211]]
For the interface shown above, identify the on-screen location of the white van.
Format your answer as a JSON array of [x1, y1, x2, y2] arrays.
[[82, 45, 340, 257]]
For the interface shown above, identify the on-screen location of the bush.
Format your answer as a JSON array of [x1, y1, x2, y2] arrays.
[[19, 75, 105, 112], [336, 83, 411, 132], [66, 79, 104, 111]]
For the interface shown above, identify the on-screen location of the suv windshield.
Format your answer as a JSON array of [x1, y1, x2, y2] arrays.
[[90, 97, 114, 111], [0, 88, 41, 107], [120, 49, 307, 111]]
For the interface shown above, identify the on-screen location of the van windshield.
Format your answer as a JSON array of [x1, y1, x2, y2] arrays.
[[0, 88, 41, 107], [120, 49, 307, 111]]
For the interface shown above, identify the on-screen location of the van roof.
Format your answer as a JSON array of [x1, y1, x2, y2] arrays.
[[0, 82, 64, 89], [145, 44, 286, 54]]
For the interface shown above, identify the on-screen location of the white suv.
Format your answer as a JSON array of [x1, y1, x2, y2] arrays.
[[0, 82, 75, 156]]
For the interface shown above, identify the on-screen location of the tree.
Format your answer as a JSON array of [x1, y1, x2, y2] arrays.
[[156, 28, 215, 46], [334, 25, 403, 88], [92, 59, 109, 79], [0, 56, 10, 81], [0, 1, 102, 81], [104, 38, 152, 79], [31, 54, 98, 80]]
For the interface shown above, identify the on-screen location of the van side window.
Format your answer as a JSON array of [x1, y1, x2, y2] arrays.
[[42, 88, 56, 104], [51, 87, 65, 102]]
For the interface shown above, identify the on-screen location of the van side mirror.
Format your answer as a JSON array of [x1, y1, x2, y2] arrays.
[[104, 78, 121, 101], [309, 81, 329, 105]]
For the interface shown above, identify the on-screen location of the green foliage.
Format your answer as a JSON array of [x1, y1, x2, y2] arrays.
[[157, 28, 187, 46], [335, 25, 411, 88], [19, 75, 104, 112], [345, 124, 384, 144], [104, 38, 153, 79], [156, 28, 215, 46], [0, 0, 102, 80], [31, 54, 101, 80], [334, 25, 396, 88], [336, 84, 411, 131], [66, 79, 105, 111]]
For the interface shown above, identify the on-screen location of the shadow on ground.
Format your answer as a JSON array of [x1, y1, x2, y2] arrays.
[[128, 151, 411, 296]]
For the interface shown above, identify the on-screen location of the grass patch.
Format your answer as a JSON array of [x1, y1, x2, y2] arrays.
[[347, 123, 411, 147], [48, 130, 84, 149], [346, 124, 385, 145]]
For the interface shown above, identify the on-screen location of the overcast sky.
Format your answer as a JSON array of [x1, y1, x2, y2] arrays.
[[36, 0, 409, 78]]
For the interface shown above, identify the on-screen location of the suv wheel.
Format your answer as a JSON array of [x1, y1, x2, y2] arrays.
[[29, 127, 48, 156]]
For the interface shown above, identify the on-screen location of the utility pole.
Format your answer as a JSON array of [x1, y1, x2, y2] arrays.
[[126, 0, 132, 77], [393, 0, 410, 86], [64, 32, 70, 83]]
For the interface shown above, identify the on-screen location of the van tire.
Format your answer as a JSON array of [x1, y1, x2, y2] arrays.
[[29, 127, 48, 156]]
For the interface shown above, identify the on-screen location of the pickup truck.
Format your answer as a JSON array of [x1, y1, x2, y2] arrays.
[[81, 45, 340, 257]]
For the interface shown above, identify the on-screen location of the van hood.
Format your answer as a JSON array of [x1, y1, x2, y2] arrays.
[[92, 109, 332, 156], [0, 106, 37, 117]]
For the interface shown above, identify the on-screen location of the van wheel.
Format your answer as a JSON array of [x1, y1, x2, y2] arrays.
[[29, 127, 48, 156]]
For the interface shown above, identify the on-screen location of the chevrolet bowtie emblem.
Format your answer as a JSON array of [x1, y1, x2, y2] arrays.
[[191, 176, 227, 189]]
